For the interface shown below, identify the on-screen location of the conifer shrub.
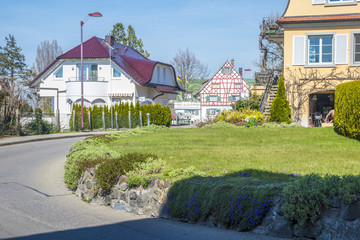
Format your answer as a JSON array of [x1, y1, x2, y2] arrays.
[[269, 75, 291, 123], [335, 81, 360, 140]]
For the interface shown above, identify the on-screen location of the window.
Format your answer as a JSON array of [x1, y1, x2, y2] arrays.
[[185, 110, 199, 116], [232, 96, 241, 101], [212, 84, 220, 88], [223, 67, 231, 74], [206, 109, 220, 115], [308, 35, 333, 64], [55, 67, 63, 78], [40, 97, 54, 115], [113, 68, 121, 78], [235, 83, 242, 89], [326, 0, 356, 5], [209, 96, 218, 102], [353, 33, 360, 64], [77, 64, 98, 81]]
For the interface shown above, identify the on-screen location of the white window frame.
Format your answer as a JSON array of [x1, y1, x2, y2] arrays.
[[212, 83, 220, 89], [325, 0, 356, 6], [77, 64, 98, 81], [234, 83, 242, 89], [350, 31, 360, 66], [224, 67, 231, 74], [209, 96, 218, 102], [305, 33, 335, 68]]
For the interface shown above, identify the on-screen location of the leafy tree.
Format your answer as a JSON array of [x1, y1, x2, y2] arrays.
[[111, 23, 150, 58], [0, 34, 31, 135], [231, 93, 262, 111], [269, 75, 291, 123]]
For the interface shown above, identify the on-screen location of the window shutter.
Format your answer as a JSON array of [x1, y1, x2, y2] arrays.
[[218, 96, 221, 102], [228, 96, 232, 102], [206, 96, 210, 102], [230, 68, 233, 74], [312, 0, 325, 4], [335, 34, 348, 65], [293, 36, 306, 66], [206, 109, 210, 115]]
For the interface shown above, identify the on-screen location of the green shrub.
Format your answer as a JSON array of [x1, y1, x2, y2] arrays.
[[25, 108, 54, 135], [231, 93, 262, 111], [166, 166, 206, 178], [270, 75, 291, 123], [335, 81, 360, 140], [95, 153, 157, 193], [166, 177, 281, 231], [203, 121, 237, 129], [260, 122, 303, 128], [282, 174, 329, 227], [215, 109, 265, 124]]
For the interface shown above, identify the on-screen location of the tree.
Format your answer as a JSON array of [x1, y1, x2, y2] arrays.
[[270, 75, 291, 123], [171, 49, 210, 95], [111, 23, 150, 58], [32, 40, 63, 75], [0, 34, 31, 135], [231, 93, 262, 111]]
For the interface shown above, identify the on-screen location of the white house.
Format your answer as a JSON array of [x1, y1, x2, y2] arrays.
[[29, 35, 183, 129], [196, 60, 250, 120]]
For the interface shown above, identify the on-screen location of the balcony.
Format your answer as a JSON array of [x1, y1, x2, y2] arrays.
[[66, 77, 108, 100], [262, 17, 284, 44]]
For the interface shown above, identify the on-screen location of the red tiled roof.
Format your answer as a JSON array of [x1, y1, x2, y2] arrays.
[[58, 37, 109, 59], [29, 36, 183, 91], [278, 14, 360, 24]]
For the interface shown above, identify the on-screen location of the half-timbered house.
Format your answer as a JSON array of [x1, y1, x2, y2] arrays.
[[197, 60, 250, 120]]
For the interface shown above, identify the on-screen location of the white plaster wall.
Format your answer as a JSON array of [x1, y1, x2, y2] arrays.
[[200, 106, 232, 122]]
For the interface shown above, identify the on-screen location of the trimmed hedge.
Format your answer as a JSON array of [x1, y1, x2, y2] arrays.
[[335, 81, 360, 140], [69, 102, 172, 131]]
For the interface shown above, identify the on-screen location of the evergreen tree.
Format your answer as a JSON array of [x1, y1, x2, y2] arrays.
[[270, 75, 291, 123], [111, 23, 150, 58]]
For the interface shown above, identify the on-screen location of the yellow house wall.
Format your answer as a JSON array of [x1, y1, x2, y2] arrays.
[[284, 0, 360, 17], [283, 25, 360, 125]]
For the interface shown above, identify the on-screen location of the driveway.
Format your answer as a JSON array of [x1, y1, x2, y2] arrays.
[[0, 138, 285, 240]]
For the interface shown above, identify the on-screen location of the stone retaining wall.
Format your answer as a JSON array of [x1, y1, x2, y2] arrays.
[[75, 169, 360, 240]]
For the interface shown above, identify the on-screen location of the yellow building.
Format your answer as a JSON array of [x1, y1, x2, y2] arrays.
[[277, 0, 360, 127]]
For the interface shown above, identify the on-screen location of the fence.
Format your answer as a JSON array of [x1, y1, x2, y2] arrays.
[[70, 109, 151, 131]]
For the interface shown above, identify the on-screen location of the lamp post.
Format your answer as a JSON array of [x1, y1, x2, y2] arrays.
[[80, 12, 102, 132]]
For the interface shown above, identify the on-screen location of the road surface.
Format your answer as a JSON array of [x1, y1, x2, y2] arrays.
[[0, 138, 285, 240]]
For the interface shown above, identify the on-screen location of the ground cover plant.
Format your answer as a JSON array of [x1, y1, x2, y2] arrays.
[[65, 125, 360, 231]]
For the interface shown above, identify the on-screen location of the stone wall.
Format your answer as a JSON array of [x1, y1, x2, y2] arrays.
[[75, 169, 360, 239], [75, 168, 170, 217]]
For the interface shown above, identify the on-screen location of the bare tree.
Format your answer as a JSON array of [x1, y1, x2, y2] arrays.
[[257, 13, 284, 72], [33, 40, 62, 75], [171, 49, 210, 93]]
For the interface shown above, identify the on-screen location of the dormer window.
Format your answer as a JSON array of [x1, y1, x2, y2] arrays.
[[113, 67, 121, 78], [55, 67, 63, 78]]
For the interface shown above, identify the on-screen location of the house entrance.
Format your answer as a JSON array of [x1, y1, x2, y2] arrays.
[[309, 92, 335, 127]]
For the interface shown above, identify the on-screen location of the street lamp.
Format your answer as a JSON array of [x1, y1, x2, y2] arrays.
[[80, 12, 102, 132]]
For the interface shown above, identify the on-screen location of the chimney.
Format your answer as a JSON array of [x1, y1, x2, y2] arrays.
[[105, 35, 115, 46], [239, 68, 243, 76], [231, 59, 235, 67]]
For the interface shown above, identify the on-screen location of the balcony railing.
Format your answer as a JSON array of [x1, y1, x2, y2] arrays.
[[67, 77, 106, 82], [261, 17, 284, 43]]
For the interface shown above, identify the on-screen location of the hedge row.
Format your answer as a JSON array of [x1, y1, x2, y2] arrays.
[[335, 81, 360, 140], [69, 102, 172, 131]]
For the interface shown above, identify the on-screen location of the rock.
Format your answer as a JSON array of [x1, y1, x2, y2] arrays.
[[329, 196, 342, 208], [75, 188, 82, 198], [147, 178, 156, 189], [293, 222, 322, 239], [267, 216, 293, 239], [159, 189, 168, 204], [163, 180, 170, 188], [119, 191, 127, 202], [157, 180, 165, 189], [110, 188, 119, 199], [104, 196, 112, 206], [152, 189, 160, 201], [129, 191, 137, 200], [342, 201, 360, 221], [113, 200, 127, 211], [119, 183, 128, 191], [137, 195, 146, 208], [85, 180, 92, 189]]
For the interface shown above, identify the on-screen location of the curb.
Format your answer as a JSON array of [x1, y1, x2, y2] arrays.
[[0, 132, 110, 147]]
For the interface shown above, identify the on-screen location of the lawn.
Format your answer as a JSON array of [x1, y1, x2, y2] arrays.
[[109, 127, 360, 181]]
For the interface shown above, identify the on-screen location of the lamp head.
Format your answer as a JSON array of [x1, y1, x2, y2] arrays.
[[88, 12, 102, 17]]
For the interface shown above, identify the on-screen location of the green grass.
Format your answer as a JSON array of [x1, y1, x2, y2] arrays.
[[109, 127, 360, 181]]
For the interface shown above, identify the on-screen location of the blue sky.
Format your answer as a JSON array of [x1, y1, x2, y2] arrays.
[[0, 0, 288, 79]]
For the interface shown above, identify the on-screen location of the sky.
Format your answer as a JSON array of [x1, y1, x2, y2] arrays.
[[0, 0, 288, 79]]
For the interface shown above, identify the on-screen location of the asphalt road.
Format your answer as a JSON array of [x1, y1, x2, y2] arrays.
[[0, 138, 285, 240]]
